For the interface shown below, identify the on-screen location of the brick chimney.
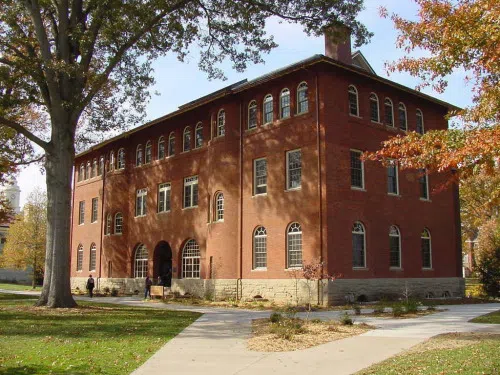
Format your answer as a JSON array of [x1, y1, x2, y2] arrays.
[[324, 25, 352, 65]]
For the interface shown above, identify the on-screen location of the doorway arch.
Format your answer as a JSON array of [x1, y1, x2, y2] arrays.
[[153, 241, 172, 287]]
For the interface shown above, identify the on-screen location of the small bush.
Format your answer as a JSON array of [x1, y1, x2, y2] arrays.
[[310, 318, 322, 324], [404, 299, 420, 313], [103, 287, 111, 294], [270, 312, 282, 323], [353, 305, 361, 315], [269, 318, 307, 340], [392, 303, 404, 317], [110, 288, 118, 297], [327, 325, 339, 332], [340, 312, 353, 325]]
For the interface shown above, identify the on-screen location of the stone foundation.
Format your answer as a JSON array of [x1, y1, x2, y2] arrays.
[[71, 276, 464, 304]]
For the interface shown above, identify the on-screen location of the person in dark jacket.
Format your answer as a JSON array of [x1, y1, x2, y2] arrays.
[[144, 276, 152, 299], [86, 274, 95, 298]]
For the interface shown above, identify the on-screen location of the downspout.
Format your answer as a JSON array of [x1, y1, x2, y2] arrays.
[[98, 165, 106, 291], [238, 100, 244, 300], [315, 72, 324, 305], [70, 166, 75, 287]]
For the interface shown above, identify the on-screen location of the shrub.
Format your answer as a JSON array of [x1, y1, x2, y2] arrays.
[[353, 305, 361, 315], [404, 299, 420, 313], [310, 318, 322, 324], [103, 287, 110, 294], [476, 218, 500, 297], [269, 318, 307, 340], [392, 303, 404, 317], [340, 312, 353, 325], [110, 288, 118, 297], [270, 312, 282, 323]]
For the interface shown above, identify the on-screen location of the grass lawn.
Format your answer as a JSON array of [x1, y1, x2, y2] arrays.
[[357, 333, 500, 375], [0, 294, 201, 375], [0, 283, 41, 291], [470, 309, 500, 324]]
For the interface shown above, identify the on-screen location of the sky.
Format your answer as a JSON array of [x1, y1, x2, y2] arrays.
[[15, 0, 473, 206]]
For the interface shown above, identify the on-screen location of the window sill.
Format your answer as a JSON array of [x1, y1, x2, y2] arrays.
[[246, 127, 258, 132], [420, 198, 432, 202], [295, 110, 309, 117], [157, 210, 171, 215], [390, 267, 403, 271], [252, 268, 267, 272], [285, 187, 301, 192], [113, 233, 123, 236], [252, 193, 268, 197], [181, 150, 191, 154], [78, 223, 84, 226], [371, 120, 382, 125], [285, 267, 303, 271], [182, 206, 198, 211], [91, 221, 98, 224], [388, 193, 401, 197], [349, 114, 362, 119], [352, 267, 369, 271], [422, 268, 434, 271], [351, 187, 366, 192], [134, 215, 147, 218]]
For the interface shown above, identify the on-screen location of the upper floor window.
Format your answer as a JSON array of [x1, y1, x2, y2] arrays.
[[384, 98, 394, 126], [109, 151, 115, 171], [98, 156, 104, 176], [136, 145, 143, 167], [398, 103, 407, 131], [217, 110, 225, 137], [117, 148, 125, 169], [369, 93, 379, 123], [350, 150, 364, 189], [263, 94, 273, 124], [420, 169, 429, 200], [134, 244, 148, 278], [183, 126, 191, 152], [114, 213, 123, 234], [184, 176, 198, 208], [280, 88, 291, 119], [253, 226, 267, 269], [76, 244, 83, 271], [89, 243, 97, 271], [348, 85, 359, 116], [92, 159, 97, 178], [387, 161, 399, 195], [78, 164, 84, 182], [352, 221, 366, 268], [297, 82, 308, 114], [86, 161, 91, 180], [248, 100, 257, 129], [168, 132, 175, 157], [158, 136, 165, 159], [254, 158, 267, 195], [195, 123, 203, 148], [287, 222, 303, 268], [91, 198, 98, 223], [106, 214, 112, 235], [135, 188, 147, 217], [421, 228, 432, 269], [145, 141, 152, 164], [286, 149, 301, 190], [182, 239, 200, 279], [215, 192, 224, 221], [158, 183, 171, 213], [389, 225, 401, 268], [78, 201, 85, 225], [416, 109, 424, 134]]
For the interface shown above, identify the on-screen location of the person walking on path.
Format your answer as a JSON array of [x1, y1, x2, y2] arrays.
[[144, 276, 152, 300], [86, 274, 95, 298]]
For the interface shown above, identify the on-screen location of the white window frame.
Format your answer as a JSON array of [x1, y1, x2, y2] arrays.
[[182, 239, 200, 279], [195, 123, 203, 148], [92, 159, 97, 178], [114, 213, 123, 234], [280, 88, 291, 119], [352, 221, 366, 269], [389, 225, 401, 269], [89, 243, 97, 272], [398, 102, 408, 131], [78, 164, 84, 182], [369, 93, 380, 123], [98, 157, 104, 176], [421, 228, 432, 269], [263, 94, 273, 124], [297, 82, 308, 114], [183, 126, 191, 152], [117, 148, 125, 169], [217, 109, 225, 137], [248, 100, 257, 129], [183, 176, 199, 209], [348, 85, 359, 117], [109, 151, 115, 171], [136, 145, 143, 167], [253, 226, 267, 270], [253, 158, 267, 195], [86, 161, 91, 180], [286, 222, 303, 269], [158, 183, 171, 213], [106, 214, 112, 235], [387, 160, 399, 196], [76, 244, 83, 271], [158, 136, 165, 159], [350, 149, 365, 190], [286, 149, 302, 190], [215, 192, 224, 221], [135, 188, 147, 217], [384, 98, 394, 127], [91, 197, 98, 223], [416, 109, 425, 134], [134, 244, 148, 278], [420, 169, 430, 200], [78, 201, 85, 225], [145, 141, 152, 164]]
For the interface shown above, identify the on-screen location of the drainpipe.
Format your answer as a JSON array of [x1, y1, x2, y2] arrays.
[[98, 164, 106, 291], [315, 72, 324, 305], [238, 100, 244, 300], [70, 166, 75, 288]]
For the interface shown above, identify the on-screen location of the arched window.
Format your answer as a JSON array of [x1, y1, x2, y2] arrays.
[[182, 239, 200, 279], [136, 145, 143, 166], [248, 100, 257, 129], [92, 159, 97, 178], [369, 93, 379, 123], [280, 88, 291, 119], [416, 109, 424, 134], [76, 244, 83, 271], [389, 225, 401, 268], [384, 98, 394, 126], [183, 126, 191, 152], [89, 243, 97, 271], [297, 82, 308, 114], [78, 164, 84, 182], [109, 151, 115, 171], [158, 136, 165, 159], [114, 213, 123, 234], [117, 148, 125, 169], [253, 226, 267, 269], [134, 244, 148, 278], [263, 94, 273, 124], [145, 141, 152, 164], [352, 221, 366, 268], [98, 156, 104, 176], [215, 192, 224, 221], [421, 228, 432, 269], [168, 132, 175, 157], [86, 161, 91, 180], [106, 214, 112, 235], [287, 222, 302, 268], [195, 123, 203, 148], [348, 85, 359, 116], [217, 109, 225, 137], [398, 103, 407, 131]]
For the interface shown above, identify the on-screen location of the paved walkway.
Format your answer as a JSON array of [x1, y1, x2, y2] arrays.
[[2, 289, 499, 375]]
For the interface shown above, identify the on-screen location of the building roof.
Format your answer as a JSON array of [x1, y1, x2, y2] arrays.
[[77, 54, 460, 158]]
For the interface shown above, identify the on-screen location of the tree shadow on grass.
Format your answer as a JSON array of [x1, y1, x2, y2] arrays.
[[0, 365, 88, 375]]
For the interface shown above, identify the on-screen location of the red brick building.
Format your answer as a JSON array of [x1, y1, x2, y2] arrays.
[[70, 35, 464, 304]]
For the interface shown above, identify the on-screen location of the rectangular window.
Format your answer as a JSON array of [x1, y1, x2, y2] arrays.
[[254, 158, 267, 195], [158, 183, 171, 213], [286, 150, 301, 190], [78, 201, 85, 225], [422, 238, 432, 269], [91, 198, 98, 223], [135, 188, 147, 217], [389, 236, 401, 268], [387, 162, 399, 195], [352, 232, 365, 268], [248, 104, 257, 129], [420, 169, 429, 200], [350, 150, 364, 189], [184, 176, 198, 208]]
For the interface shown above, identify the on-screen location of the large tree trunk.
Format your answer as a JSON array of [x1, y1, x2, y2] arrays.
[[36, 121, 77, 308]]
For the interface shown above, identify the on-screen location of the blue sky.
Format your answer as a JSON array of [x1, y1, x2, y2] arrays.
[[16, 0, 472, 205]]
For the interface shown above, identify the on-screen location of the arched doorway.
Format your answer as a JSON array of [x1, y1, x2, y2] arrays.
[[153, 241, 172, 287]]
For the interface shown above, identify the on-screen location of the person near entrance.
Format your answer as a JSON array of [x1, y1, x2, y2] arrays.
[[144, 276, 153, 299], [86, 274, 95, 298]]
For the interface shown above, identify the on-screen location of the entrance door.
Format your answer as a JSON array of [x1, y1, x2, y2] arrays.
[[153, 241, 172, 287]]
